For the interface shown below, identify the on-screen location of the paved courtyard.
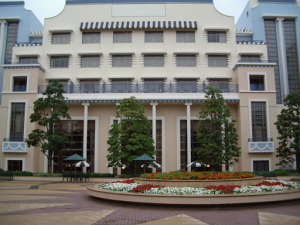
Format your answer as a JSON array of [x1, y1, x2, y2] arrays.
[[0, 181, 300, 225]]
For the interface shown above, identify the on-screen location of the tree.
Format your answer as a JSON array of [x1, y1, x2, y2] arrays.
[[26, 80, 71, 173], [275, 93, 300, 172], [107, 97, 155, 174], [195, 87, 240, 170]]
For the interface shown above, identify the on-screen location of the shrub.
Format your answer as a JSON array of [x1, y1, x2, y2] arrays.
[[89, 173, 115, 178], [118, 174, 134, 178], [273, 169, 289, 176], [12, 171, 33, 176], [254, 171, 276, 177], [33, 173, 62, 177]]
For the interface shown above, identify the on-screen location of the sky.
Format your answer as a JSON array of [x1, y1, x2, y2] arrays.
[[20, 0, 249, 24]]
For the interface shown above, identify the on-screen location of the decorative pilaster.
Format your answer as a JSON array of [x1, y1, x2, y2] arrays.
[[151, 103, 158, 149], [82, 103, 90, 160]]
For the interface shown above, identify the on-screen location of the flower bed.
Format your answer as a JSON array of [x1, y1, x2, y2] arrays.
[[99, 179, 300, 195], [141, 171, 255, 180]]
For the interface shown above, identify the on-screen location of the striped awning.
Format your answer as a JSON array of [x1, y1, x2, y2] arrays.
[[80, 21, 197, 30]]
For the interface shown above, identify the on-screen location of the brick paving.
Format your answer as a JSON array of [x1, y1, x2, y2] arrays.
[[0, 181, 300, 225]]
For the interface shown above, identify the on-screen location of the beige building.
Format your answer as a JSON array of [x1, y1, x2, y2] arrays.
[[0, 0, 280, 174]]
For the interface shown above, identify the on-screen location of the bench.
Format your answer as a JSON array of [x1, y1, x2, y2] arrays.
[[0, 171, 14, 181]]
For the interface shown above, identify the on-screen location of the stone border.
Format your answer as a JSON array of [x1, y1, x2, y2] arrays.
[[87, 184, 300, 205], [134, 177, 264, 188]]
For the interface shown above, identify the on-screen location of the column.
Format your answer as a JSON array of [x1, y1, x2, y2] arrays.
[[276, 17, 289, 98], [151, 103, 158, 149], [82, 103, 90, 160], [0, 20, 7, 64], [185, 102, 192, 171]]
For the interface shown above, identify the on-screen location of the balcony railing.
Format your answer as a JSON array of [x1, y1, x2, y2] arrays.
[[13, 85, 27, 92], [248, 138, 274, 153], [38, 82, 239, 94], [2, 138, 27, 153]]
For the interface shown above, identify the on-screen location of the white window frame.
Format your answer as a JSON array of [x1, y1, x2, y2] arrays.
[[50, 56, 69, 68], [247, 72, 267, 92], [112, 55, 132, 67], [207, 31, 227, 43], [6, 100, 28, 140], [176, 55, 197, 67], [251, 158, 271, 172], [5, 157, 25, 171], [80, 55, 101, 68], [208, 55, 228, 67], [249, 99, 270, 140], [10, 74, 29, 92]]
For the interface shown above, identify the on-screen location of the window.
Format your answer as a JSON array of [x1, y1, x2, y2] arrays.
[[19, 56, 38, 64], [10, 102, 25, 141], [49, 80, 69, 93], [253, 160, 269, 172], [207, 31, 227, 43], [251, 102, 268, 142], [250, 75, 265, 91], [145, 31, 163, 43], [50, 56, 69, 68], [82, 32, 100, 43], [176, 55, 197, 67], [176, 79, 197, 93], [208, 55, 228, 67], [4, 22, 19, 64], [144, 79, 164, 93], [240, 55, 261, 62], [13, 76, 27, 92], [144, 55, 164, 67], [81, 55, 100, 68], [52, 33, 71, 44], [79, 80, 99, 93], [7, 160, 23, 171], [111, 80, 132, 93], [176, 31, 195, 43], [112, 55, 132, 67], [113, 31, 132, 43]]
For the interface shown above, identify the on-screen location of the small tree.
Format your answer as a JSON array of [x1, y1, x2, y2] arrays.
[[195, 87, 240, 170], [275, 93, 300, 172], [26, 80, 70, 173], [107, 97, 155, 174]]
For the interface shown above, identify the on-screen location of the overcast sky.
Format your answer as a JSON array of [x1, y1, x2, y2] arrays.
[[20, 0, 249, 24]]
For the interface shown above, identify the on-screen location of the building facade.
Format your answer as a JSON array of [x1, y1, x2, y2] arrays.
[[0, 0, 280, 173], [0, 1, 43, 104], [237, 0, 300, 104]]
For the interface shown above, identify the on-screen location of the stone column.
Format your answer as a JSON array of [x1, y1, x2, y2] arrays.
[[185, 102, 192, 171], [82, 103, 90, 163]]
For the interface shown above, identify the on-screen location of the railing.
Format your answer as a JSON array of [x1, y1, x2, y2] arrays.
[[3, 138, 27, 142], [15, 42, 42, 47], [38, 82, 239, 94], [248, 138, 273, 142], [248, 138, 274, 153], [2, 138, 27, 153], [236, 40, 264, 45], [238, 59, 274, 64]]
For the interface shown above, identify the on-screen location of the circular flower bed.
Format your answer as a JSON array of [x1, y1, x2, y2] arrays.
[[141, 171, 255, 180], [99, 179, 300, 195]]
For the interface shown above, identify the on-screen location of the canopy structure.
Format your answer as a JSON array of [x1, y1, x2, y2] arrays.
[[64, 154, 86, 161], [141, 162, 161, 168], [133, 154, 155, 161], [73, 161, 91, 168], [187, 162, 206, 168]]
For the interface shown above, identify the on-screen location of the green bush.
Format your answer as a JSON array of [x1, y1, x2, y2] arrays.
[[12, 171, 33, 176], [33, 173, 62, 177], [89, 173, 115, 178], [254, 171, 276, 177], [118, 174, 133, 178], [273, 169, 289, 176]]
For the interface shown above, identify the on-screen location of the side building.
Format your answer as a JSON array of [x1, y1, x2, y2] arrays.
[[0, 0, 279, 174], [237, 0, 300, 104], [0, 0, 43, 104]]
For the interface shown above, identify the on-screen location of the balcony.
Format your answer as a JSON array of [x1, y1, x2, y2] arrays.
[[38, 82, 239, 94], [2, 138, 27, 153], [248, 138, 274, 153]]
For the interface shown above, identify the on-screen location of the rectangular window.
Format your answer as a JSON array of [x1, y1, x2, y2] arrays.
[[52, 33, 71, 44], [253, 160, 269, 172], [113, 31, 132, 43], [13, 77, 27, 92], [82, 32, 101, 43], [5, 21, 19, 64], [145, 31, 163, 43], [79, 80, 99, 93], [207, 31, 227, 43], [144, 55, 164, 67], [111, 80, 132, 93], [19, 57, 38, 64], [250, 75, 265, 91], [144, 79, 164, 93], [208, 79, 229, 91], [50, 56, 69, 68], [176, 55, 197, 67], [176, 31, 195, 43], [10, 102, 25, 141], [7, 160, 23, 171], [208, 55, 228, 67], [240, 55, 261, 62], [177, 79, 197, 93], [112, 55, 132, 67], [81, 55, 100, 68], [251, 102, 268, 141]]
